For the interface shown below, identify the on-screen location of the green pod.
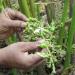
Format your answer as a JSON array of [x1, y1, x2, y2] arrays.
[[39, 43, 48, 48]]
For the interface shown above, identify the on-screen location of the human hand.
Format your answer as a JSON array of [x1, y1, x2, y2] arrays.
[[0, 8, 28, 40], [0, 42, 43, 70]]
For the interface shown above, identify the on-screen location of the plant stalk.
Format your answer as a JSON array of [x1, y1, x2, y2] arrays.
[[28, 0, 36, 18], [64, 1, 75, 68], [58, 0, 69, 45], [0, 0, 4, 12], [18, 0, 31, 17]]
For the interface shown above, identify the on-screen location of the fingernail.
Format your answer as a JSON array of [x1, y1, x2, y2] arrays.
[[35, 41, 42, 47], [37, 39, 45, 44], [26, 18, 29, 21]]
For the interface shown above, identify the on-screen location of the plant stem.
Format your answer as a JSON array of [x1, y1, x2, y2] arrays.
[[45, 3, 52, 24], [58, 0, 69, 45], [10, 69, 17, 75], [0, 0, 4, 12], [35, 3, 41, 20], [7, 35, 18, 75], [28, 0, 36, 18], [4, 0, 11, 8], [18, 0, 31, 17], [64, 1, 75, 68]]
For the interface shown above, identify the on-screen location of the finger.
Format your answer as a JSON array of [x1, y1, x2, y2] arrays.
[[18, 53, 43, 69], [8, 20, 27, 28], [35, 60, 45, 67], [26, 54, 43, 67], [3, 8, 28, 21], [17, 42, 41, 52], [14, 11, 28, 21]]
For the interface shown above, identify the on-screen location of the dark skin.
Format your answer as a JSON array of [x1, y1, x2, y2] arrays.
[[0, 8, 43, 70]]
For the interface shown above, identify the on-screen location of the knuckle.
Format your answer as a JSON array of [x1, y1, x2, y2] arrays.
[[19, 21, 24, 27], [19, 21, 22, 27], [15, 11, 20, 16]]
